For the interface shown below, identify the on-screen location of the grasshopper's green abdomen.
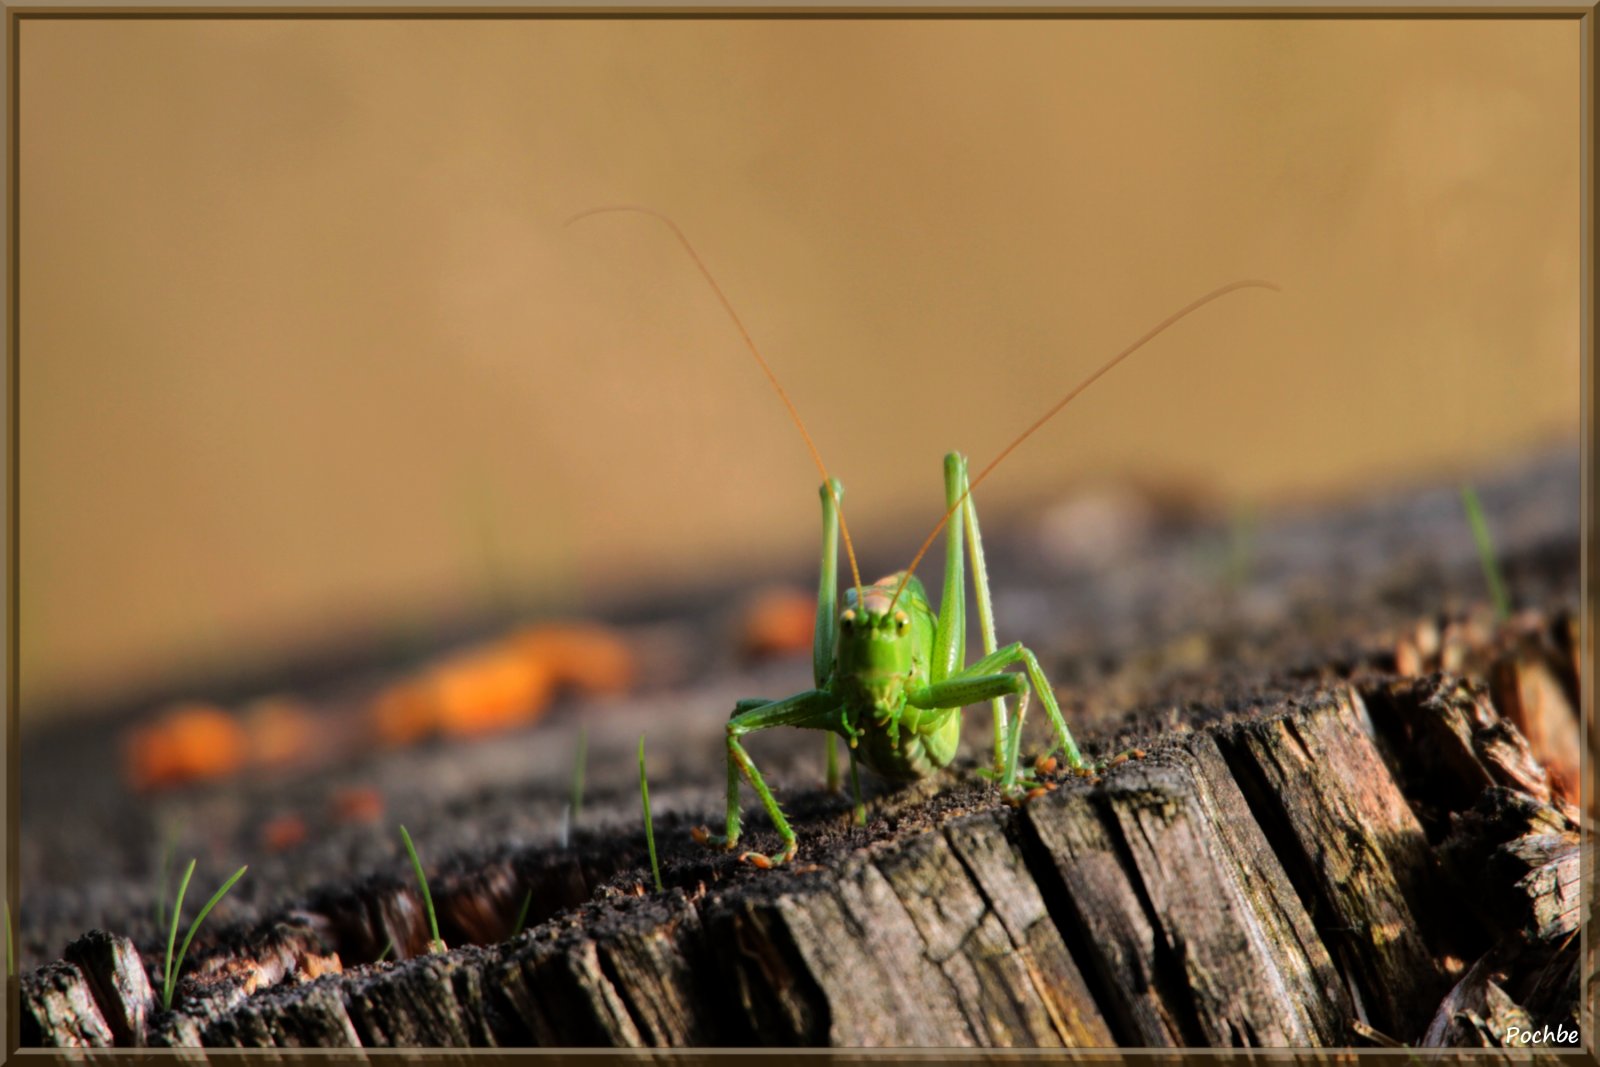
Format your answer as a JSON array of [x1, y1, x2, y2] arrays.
[[855, 710, 960, 780]]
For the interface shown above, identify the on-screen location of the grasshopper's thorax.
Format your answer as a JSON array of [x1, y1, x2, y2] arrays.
[[833, 573, 935, 761]]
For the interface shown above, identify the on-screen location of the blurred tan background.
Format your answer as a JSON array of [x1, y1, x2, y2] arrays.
[[19, 18, 1579, 720]]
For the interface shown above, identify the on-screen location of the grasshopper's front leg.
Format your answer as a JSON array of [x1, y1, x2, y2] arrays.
[[694, 688, 841, 867]]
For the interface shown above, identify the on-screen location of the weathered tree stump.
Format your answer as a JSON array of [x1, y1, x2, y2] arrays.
[[15, 450, 1584, 1049]]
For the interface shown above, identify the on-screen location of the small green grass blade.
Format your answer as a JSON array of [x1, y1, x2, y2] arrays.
[[510, 888, 534, 939], [163, 858, 196, 1004], [399, 825, 444, 953], [1460, 484, 1511, 622], [375, 938, 393, 964], [639, 734, 663, 892], [571, 725, 587, 824], [164, 863, 246, 1011]]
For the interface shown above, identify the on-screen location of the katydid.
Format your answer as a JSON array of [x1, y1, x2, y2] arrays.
[[570, 206, 1276, 867]]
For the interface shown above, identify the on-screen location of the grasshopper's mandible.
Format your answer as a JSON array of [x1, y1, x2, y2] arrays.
[[570, 206, 1276, 867]]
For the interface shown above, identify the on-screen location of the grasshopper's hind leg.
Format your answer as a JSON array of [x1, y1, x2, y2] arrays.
[[813, 478, 844, 793], [945, 453, 1012, 775], [694, 688, 841, 867], [942, 453, 1087, 784]]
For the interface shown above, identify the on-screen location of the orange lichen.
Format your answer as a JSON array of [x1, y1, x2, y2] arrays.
[[367, 621, 634, 748], [260, 813, 308, 852], [243, 697, 315, 769], [124, 702, 248, 791], [430, 648, 555, 738], [370, 680, 438, 748], [331, 786, 385, 824], [739, 587, 817, 660], [511, 622, 636, 696]]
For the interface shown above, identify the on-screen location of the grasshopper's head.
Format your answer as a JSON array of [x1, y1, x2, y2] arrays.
[[836, 573, 929, 686]]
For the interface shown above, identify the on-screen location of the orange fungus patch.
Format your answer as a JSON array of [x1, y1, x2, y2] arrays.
[[124, 702, 248, 791], [739, 587, 817, 660], [368, 622, 633, 746], [243, 697, 316, 769], [430, 648, 555, 738], [370, 680, 437, 748], [260, 813, 308, 852], [511, 622, 636, 696], [331, 786, 385, 824]]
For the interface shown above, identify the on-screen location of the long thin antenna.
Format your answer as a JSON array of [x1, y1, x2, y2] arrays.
[[890, 279, 1280, 611], [567, 205, 865, 602]]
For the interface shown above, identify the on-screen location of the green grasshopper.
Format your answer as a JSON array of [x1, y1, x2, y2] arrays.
[[571, 206, 1275, 867]]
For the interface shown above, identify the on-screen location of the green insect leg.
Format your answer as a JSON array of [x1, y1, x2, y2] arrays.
[[699, 689, 840, 867], [992, 643, 1085, 786], [848, 745, 865, 827], [908, 668, 1025, 712], [815, 478, 843, 791], [705, 697, 769, 851], [930, 454, 968, 684], [1001, 690, 1032, 787], [912, 641, 1085, 790], [1012, 644, 1085, 777], [949, 451, 1012, 774]]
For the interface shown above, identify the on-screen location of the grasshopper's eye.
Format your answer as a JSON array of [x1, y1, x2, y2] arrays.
[[894, 610, 910, 634], [840, 608, 857, 633]]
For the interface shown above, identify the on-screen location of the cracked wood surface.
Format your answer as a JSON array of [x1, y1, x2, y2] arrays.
[[16, 449, 1583, 1049]]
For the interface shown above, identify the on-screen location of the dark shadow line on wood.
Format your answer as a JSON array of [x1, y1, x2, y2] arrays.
[[1092, 789, 1212, 1048], [586, 943, 648, 1047], [1011, 801, 1140, 1049], [713, 895, 832, 1046], [1352, 680, 1502, 964], [1212, 723, 1359, 1046], [936, 815, 1100, 1048]]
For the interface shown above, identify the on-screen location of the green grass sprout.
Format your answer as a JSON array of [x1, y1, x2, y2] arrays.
[[375, 938, 394, 964], [162, 860, 248, 1011], [1460, 484, 1511, 622], [510, 888, 534, 939], [571, 725, 588, 824], [399, 825, 445, 954], [639, 734, 664, 892]]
